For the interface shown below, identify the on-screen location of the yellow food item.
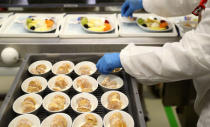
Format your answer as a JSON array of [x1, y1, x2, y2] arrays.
[[31, 64, 47, 74], [76, 78, 92, 92], [17, 118, 32, 127], [21, 97, 36, 113], [79, 65, 91, 75], [101, 77, 118, 89], [50, 115, 67, 127], [53, 76, 68, 91], [27, 80, 42, 93], [57, 63, 71, 74], [81, 114, 98, 127], [109, 112, 127, 127], [77, 97, 91, 112], [48, 95, 66, 111], [108, 92, 122, 110]]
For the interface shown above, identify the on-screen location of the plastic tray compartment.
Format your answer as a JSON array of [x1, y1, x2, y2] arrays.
[[118, 13, 178, 37], [0, 13, 65, 38], [0, 53, 146, 127], [59, 14, 119, 38]]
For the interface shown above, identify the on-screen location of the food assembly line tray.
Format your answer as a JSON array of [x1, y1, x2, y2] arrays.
[[0, 13, 65, 38], [118, 14, 178, 37], [59, 14, 119, 38], [0, 53, 146, 127]]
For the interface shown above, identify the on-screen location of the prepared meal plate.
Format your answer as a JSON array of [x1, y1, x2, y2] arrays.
[[101, 91, 129, 110], [71, 93, 98, 113], [52, 60, 75, 75], [136, 17, 173, 32], [48, 74, 73, 92], [23, 16, 56, 33], [79, 17, 115, 33], [41, 113, 72, 127], [12, 93, 42, 114], [28, 60, 52, 75], [74, 61, 97, 76], [21, 76, 48, 94], [8, 114, 40, 127], [43, 92, 70, 113], [97, 74, 124, 90], [73, 75, 98, 93], [72, 113, 103, 127], [103, 110, 134, 127]]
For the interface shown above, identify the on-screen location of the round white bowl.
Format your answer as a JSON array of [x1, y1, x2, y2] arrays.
[[101, 90, 129, 110], [48, 74, 73, 92], [73, 75, 98, 93], [74, 61, 97, 76], [13, 93, 42, 115], [52, 60, 74, 75], [28, 60, 52, 75], [21, 76, 48, 94]]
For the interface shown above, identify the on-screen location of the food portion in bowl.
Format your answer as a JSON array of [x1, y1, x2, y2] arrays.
[[137, 17, 170, 31], [15, 118, 33, 127], [109, 112, 127, 127], [52, 61, 74, 75], [26, 16, 56, 32], [27, 79, 42, 93], [79, 65, 92, 75], [107, 92, 122, 110], [80, 17, 113, 32], [50, 115, 67, 127], [28, 60, 52, 75], [48, 95, 66, 111], [77, 97, 92, 112], [101, 76, 118, 89], [54, 76, 68, 91], [76, 78, 93, 92], [81, 114, 98, 127], [21, 97, 36, 113]]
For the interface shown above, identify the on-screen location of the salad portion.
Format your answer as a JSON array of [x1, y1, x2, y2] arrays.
[[137, 17, 172, 32], [25, 16, 56, 32], [79, 17, 114, 33]]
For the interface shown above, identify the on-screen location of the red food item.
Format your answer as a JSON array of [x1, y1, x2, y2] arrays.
[[104, 20, 109, 24], [104, 23, 111, 31], [160, 22, 168, 28]]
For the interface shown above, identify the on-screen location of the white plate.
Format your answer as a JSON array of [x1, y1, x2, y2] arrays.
[[21, 76, 48, 94], [97, 74, 124, 90], [48, 74, 73, 92], [41, 113, 72, 127], [71, 93, 98, 113], [23, 16, 57, 33], [28, 60, 52, 75], [52, 60, 75, 75], [13, 93, 42, 114], [42, 92, 70, 113], [101, 91, 129, 111], [103, 110, 134, 127], [73, 75, 98, 93], [72, 113, 103, 127], [8, 114, 40, 127], [136, 17, 173, 32], [74, 61, 97, 76], [80, 17, 115, 34]]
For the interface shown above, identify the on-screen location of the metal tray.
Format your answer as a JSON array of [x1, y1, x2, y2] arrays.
[[0, 53, 146, 127]]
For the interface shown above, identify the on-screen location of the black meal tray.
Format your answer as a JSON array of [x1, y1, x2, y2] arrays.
[[0, 53, 146, 127]]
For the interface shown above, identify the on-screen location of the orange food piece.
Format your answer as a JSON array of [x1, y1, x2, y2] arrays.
[[45, 19, 54, 28], [159, 22, 168, 28], [104, 23, 111, 31]]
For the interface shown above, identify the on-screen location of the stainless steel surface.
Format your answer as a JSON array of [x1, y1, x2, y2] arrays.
[[0, 37, 180, 66]]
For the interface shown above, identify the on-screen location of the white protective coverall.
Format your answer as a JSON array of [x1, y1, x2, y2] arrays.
[[120, 0, 210, 126]]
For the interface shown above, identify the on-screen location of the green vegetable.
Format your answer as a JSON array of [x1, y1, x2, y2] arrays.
[[81, 17, 88, 26], [138, 18, 145, 25]]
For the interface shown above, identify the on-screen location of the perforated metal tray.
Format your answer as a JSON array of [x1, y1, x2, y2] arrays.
[[0, 53, 146, 127]]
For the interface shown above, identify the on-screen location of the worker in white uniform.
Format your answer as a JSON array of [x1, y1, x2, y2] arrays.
[[96, 0, 210, 126]]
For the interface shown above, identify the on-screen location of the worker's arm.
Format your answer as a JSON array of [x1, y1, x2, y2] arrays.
[[143, 0, 199, 17], [120, 4, 210, 85]]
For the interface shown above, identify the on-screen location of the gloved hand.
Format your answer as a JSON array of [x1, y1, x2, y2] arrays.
[[121, 0, 143, 17], [96, 53, 122, 74]]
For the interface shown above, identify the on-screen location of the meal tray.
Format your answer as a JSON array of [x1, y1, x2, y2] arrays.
[[0, 53, 146, 127], [118, 13, 178, 37], [59, 14, 119, 38]]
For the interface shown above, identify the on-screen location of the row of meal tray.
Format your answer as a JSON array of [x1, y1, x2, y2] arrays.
[[8, 59, 134, 127], [0, 13, 183, 38]]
